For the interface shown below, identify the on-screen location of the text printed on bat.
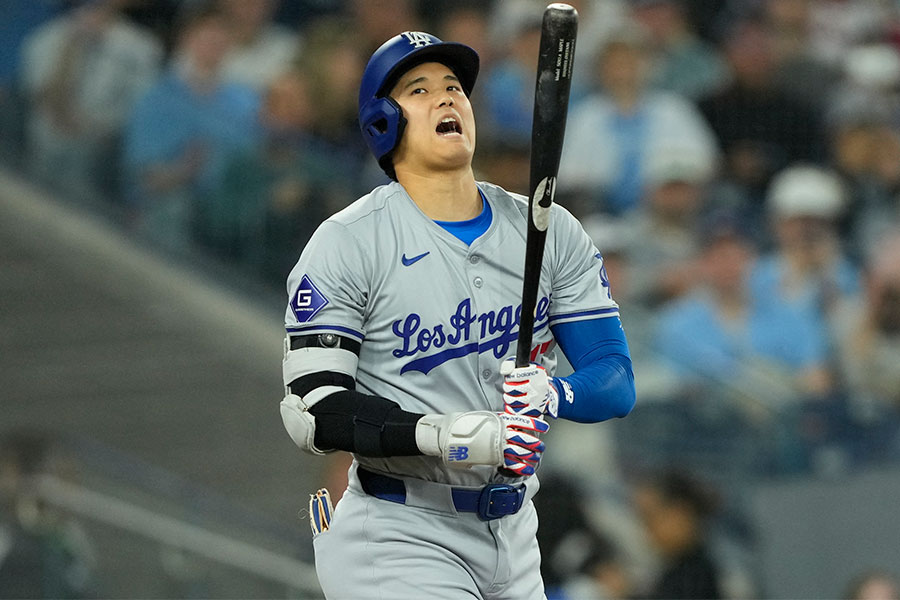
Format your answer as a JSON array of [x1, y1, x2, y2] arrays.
[[554, 39, 575, 81]]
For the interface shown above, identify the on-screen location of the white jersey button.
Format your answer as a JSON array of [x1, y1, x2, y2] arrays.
[[473, 276, 483, 288], [469, 255, 480, 264], [481, 369, 492, 380]]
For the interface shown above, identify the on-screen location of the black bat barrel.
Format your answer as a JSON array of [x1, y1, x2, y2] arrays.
[[516, 3, 578, 367]]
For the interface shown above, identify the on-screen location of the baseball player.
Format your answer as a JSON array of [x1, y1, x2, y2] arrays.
[[280, 31, 635, 599]]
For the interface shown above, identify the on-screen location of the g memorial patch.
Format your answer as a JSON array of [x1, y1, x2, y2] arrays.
[[292, 275, 329, 323]]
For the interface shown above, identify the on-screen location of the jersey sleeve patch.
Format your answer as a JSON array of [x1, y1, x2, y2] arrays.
[[292, 274, 329, 323]]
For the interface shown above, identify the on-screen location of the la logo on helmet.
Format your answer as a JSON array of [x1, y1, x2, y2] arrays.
[[403, 31, 433, 48]]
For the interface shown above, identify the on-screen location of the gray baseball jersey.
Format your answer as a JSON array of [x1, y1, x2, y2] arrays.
[[284, 180, 619, 487]]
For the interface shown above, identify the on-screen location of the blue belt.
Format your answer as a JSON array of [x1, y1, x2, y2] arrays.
[[357, 467, 526, 521]]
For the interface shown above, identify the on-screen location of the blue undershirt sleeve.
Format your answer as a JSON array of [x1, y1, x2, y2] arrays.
[[550, 316, 636, 423]]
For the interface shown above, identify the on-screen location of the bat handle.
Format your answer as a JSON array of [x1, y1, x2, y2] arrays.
[[515, 319, 534, 367], [515, 251, 542, 368]]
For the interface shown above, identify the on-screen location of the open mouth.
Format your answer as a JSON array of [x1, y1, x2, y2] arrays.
[[435, 117, 462, 136]]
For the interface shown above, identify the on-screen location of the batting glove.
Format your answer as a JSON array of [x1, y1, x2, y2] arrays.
[[500, 413, 550, 477], [415, 411, 549, 476], [501, 358, 560, 419]]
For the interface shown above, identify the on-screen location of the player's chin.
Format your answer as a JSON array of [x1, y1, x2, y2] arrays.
[[430, 147, 474, 171], [433, 130, 474, 150], [435, 133, 475, 155]]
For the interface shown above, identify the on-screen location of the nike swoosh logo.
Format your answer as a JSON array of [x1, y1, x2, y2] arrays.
[[401, 251, 430, 266]]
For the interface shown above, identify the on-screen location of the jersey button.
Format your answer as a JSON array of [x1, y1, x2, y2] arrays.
[[481, 369, 492, 380], [473, 276, 483, 288], [469, 255, 480, 264]]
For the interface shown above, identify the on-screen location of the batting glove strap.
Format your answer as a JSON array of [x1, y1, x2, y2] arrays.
[[416, 411, 504, 468], [500, 413, 550, 477], [549, 379, 570, 417]]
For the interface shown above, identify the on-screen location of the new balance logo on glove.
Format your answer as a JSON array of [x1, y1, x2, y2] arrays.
[[447, 446, 470, 462]]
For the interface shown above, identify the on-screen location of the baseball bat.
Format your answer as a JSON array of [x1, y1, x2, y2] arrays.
[[515, 3, 578, 367]]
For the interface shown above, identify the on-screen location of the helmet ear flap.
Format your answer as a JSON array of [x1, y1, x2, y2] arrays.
[[359, 96, 407, 180]]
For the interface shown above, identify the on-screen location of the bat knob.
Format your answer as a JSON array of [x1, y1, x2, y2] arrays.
[[547, 3, 577, 15]]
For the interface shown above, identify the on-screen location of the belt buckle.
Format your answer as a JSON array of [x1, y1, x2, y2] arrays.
[[477, 483, 524, 521]]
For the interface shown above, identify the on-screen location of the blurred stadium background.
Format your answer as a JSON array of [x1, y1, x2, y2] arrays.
[[2, 0, 899, 598]]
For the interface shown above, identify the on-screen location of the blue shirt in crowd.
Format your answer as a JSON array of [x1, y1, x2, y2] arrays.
[[654, 289, 829, 380], [123, 69, 260, 202]]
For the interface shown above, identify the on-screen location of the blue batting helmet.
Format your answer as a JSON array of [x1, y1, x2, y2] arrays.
[[358, 31, 479, 179]]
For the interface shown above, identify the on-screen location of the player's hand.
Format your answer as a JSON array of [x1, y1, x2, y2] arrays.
[[500, 413, 549, 477], [500, 358, 559, 419], [416, 411, 549, 476]]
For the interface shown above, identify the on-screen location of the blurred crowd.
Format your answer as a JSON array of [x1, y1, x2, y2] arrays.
[[0, 432, 95, 598], [3, 0, 900, 598]]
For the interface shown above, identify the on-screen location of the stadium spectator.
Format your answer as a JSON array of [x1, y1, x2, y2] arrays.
[[825, 43, 900, 258], [633, 468, 724, 600], [217, 0, 300, 92], [631, 0, 730, 101], [0, 431, 96, 599], [348, 0, 423, 57], [563, 0, 631, 102], [122, 5, 260, 251], [483, 0, 632, 134], [826, 101, 900, 261], [532, 473, 632, 600], [764, 0, 843, 113], [580, 215, 682, 404], [546, 528, 632, 600], [834, 230, 900, 460], [750, 164, 862, 354], [19, 0, 163, 202], [806, 0, 897, 69], [432, 0, 495, 70], [214, 69, 354, 284], [559, 22, 719, 217], [698, 16, 825, 222], [478, 6, 543, 148], [0, 0, 60, 166], [653, 209, 834, 413], [829, 42, 900, 131], [294, 16, 369, 186], [621, 148, 715, 309]]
